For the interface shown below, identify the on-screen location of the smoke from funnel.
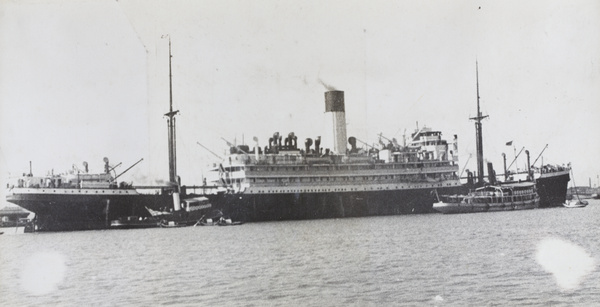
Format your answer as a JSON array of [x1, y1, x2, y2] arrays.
[[319, 79, 337, 91]]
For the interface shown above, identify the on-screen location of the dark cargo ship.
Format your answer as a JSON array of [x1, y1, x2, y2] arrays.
[[532, 165, 570, 207], [436, 62, 569, 211]]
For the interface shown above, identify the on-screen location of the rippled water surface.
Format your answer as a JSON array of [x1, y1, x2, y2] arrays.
[[2, 200, 599, 306]]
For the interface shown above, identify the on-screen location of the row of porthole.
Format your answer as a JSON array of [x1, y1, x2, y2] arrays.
[[249, 185, 423, 193], [37, 190, 130, 194], [250, 183, 450, 193]]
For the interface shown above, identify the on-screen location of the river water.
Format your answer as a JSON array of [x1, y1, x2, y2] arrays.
[[1, 200, 599, 306]]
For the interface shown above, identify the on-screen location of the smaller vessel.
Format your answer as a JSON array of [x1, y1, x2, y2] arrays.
[[0, 206, 30, 228], [563, 199, 588, 208], [195, 217, 218, 226], [563, 167, 589, 208], [217, 217, 244, 226], [433, 182, 539, 214], [194, 211, 243, 226], [110, 216, 160, 229], [159, 220, 190, 228]]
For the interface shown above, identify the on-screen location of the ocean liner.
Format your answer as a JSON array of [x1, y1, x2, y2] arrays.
[[203, 90, 463, 221]]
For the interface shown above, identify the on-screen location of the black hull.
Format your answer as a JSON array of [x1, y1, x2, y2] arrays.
[[6, 191, 175, 232], [536, 171, 570, 208], [206, 186, 462, 222]]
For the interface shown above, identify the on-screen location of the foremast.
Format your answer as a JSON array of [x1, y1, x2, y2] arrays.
[[469, 61, 488, 185], [164, 37, 179, 186]]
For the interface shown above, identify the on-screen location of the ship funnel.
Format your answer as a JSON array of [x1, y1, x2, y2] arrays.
[[325, 90, 347, 155]]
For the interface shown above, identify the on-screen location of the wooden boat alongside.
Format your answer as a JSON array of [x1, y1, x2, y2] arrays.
[[434, 182, 539, 214]]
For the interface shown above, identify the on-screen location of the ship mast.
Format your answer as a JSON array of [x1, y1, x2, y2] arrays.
[[469, 61, 488, 184], [164, 37, 179, 185]]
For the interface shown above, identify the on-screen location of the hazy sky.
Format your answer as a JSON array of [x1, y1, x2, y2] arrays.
[[1, 0, 599, 197]]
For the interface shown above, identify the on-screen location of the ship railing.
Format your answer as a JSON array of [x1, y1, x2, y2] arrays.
[[182, 185, 223, 195]]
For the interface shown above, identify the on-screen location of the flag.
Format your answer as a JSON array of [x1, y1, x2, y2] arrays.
[[505, 141, 513, 146]]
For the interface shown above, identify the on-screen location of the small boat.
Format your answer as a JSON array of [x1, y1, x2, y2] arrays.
[[195, 217, 218, 226], [563, 166, 588, 208], [563, 200, 588, 208], [159, 220, 189, 228], [217, 217, 244, 226], [110, 216, 160, 229], [194, 216, 243, 226], [433, 182, 540, 214]]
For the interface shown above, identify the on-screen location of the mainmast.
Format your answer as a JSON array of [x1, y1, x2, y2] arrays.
[[469, 61, 488, 184], [164, 37, 179, 185]]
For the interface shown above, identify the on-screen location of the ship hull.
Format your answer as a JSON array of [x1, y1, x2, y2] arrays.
[[536, 170, 570, 208], [206, 186, 462, 222], [6, 188, 175, 231]]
